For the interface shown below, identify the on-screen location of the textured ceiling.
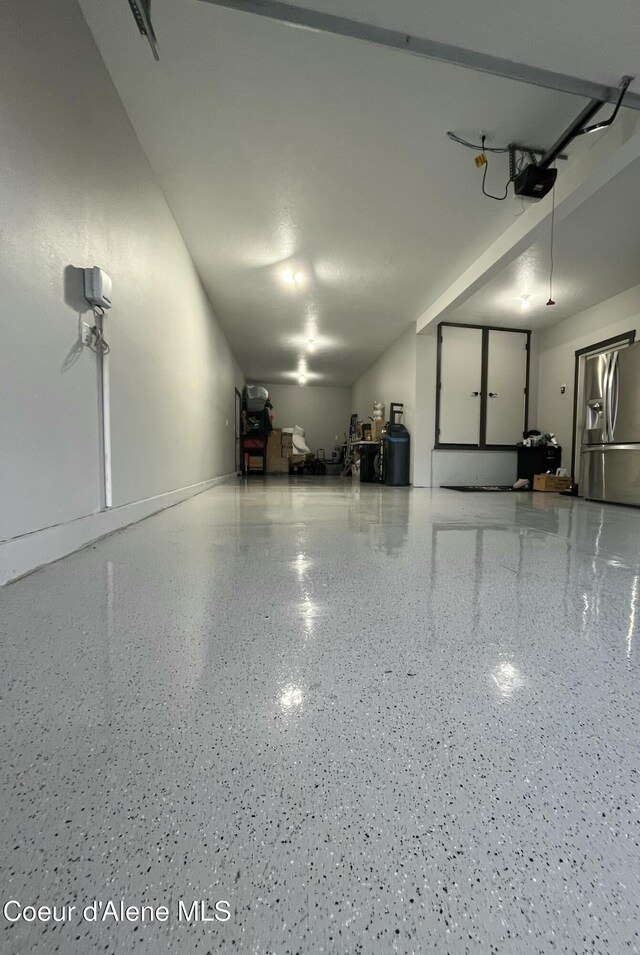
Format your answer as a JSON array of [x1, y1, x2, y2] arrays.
[[79, 0, 639, 385]]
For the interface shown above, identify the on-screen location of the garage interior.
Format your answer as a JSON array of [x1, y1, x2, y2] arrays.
[[2, 1, 640, 952]]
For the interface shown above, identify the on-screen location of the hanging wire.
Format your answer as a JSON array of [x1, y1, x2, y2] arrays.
[[547, 175, 556, 305], [480, 135, 511, 201], [449, 131, 563, 205], [513, 197, 527, 218], [446, 131, 511, 153]]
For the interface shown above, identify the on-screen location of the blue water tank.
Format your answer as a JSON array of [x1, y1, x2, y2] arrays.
[[384, 424, 410, 486]]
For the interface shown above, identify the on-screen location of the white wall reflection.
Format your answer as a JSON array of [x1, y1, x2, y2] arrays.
[[291, 536, 319, 639], [581, 592, 590, 634], [299, 592, 318, 640], [492, 662, 525, 697], [299, 594, 318, 618], [627, 576, 639, 658], [294, 552, 310, 581]]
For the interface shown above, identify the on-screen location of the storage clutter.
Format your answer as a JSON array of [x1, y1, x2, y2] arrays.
[[371, 418, 386, 441], [265, 425, 312, 473], [241, 389, 315, 476], [247, 455, 265, 472], [513, 427, 573, 492], [241, 384, 273, 475], [343, 401, 410, 486], [519, 429, 559, 448], [265, 428, 289, 473], [533, 473, 573, 492]]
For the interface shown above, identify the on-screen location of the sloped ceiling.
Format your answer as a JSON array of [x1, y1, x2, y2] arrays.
[[79, 0, 640, 384], [447, 157, 640, 329], [260, 0, 640, 88]]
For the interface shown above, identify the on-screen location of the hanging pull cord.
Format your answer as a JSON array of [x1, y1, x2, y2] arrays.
[[546, 176, 556, 306]]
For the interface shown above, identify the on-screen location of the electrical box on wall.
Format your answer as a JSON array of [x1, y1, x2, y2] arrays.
[[84, 267, 112, 309]]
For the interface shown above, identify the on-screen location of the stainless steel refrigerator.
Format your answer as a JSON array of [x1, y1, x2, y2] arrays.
[[580, 341, 640, 505]]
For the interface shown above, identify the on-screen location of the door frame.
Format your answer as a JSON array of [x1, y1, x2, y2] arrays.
[[235, 387, 242, 474], [435, 322, 531, 450], [570, 330, 635, 481]]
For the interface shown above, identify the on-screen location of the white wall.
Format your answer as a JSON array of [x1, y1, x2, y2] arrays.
[[356, 323, 522, 488], [0, 0, 243, 579], [359, 323, 529, 488], [431, 449, 518, 486], [264, 383, 352, 456], [351, 324, 417, 474], [413, 331, 437, 487], [535, 284, 640, 471]]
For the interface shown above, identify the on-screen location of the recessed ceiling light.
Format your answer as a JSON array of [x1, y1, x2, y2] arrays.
[[282, 269, 304, 286], [521, 294, 531, 310], [299, 375, 307, 386]]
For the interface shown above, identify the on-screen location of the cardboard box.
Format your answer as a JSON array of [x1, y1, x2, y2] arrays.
[[533, 474, 572, 492], [267, 433, 282, 467], [267, 457, 289, 474], [248, 455, 264, 471], [371, 419, 385, 441]]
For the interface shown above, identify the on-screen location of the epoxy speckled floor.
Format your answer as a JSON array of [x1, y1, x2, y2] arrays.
[[1, 479, 640, 954]]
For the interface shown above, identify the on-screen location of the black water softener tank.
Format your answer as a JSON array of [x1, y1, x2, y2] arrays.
[[384, 403, 410, 486]]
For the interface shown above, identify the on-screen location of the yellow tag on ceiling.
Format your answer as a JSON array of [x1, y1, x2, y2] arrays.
[[475, 153, 487, 168]]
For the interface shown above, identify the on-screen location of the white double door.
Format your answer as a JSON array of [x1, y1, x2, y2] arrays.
[[439, 325, 528, 446]]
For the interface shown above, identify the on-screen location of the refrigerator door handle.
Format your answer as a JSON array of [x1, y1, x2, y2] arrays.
[[610, 351, 620, 439], [602, 355, 609, 441], [582, 443, 640, 452], [604, 353, 614, 442]]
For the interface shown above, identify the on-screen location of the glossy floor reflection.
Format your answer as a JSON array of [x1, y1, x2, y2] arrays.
[[1, 480, 640, 954]]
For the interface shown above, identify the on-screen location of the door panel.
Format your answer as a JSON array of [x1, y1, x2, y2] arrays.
[[611, 343, 640, 444], [485, 330, 527, 445], [581, 445, 640, 505], [235, 388, 242, 472], [582, 354, 608, 444], [439, 326, 482, 444], [583, 353, 607, 403]]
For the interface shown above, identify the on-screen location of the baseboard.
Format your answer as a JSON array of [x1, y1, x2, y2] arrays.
[[0, 473, 237, 586]]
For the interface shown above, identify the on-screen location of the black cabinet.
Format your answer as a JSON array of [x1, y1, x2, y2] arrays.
[[517, 445, 562, 485]]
